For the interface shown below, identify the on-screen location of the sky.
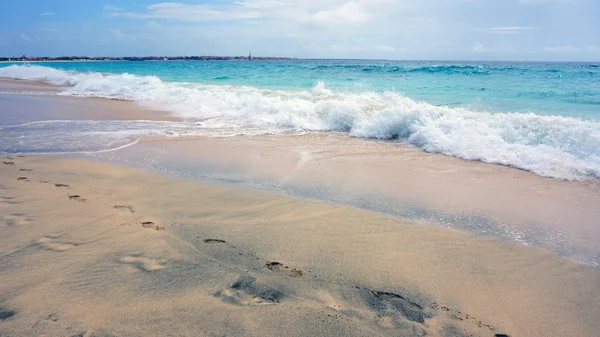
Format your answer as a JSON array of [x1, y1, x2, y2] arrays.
[[0, 0, 598, 61]]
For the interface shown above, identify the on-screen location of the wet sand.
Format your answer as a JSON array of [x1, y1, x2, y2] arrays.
[[2, 155, 600, 337], [98, 134, 600, 267]]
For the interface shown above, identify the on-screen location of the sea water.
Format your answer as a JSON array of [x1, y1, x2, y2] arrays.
[[0, 60, 599, 180]]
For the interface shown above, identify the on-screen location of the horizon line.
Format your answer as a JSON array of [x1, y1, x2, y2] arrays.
[[0, 55, 598, 63]]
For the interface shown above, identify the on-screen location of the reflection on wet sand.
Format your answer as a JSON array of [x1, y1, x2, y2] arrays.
[[94, 133, 600, 267]]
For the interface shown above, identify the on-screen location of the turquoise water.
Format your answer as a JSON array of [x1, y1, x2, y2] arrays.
[[2, 60, 599, 118], [0, 60, 599, 180]]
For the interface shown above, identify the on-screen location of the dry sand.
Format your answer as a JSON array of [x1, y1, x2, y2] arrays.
[[1, 155, 600, 337]]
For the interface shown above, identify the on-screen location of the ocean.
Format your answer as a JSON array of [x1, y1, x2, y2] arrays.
[[1, 60, 599, 180]]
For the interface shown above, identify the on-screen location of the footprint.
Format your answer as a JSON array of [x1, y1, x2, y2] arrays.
[[37, 236, 78, 252], [17, 177, 29, 182], [113, 205, 134, 213], [119, 255, 167, 271], [141, 221, 165, 231], [430, 302, 497, 332], [0, 196, 22, 205], [365, 290, 433, 324], [68, 194, 87, 202], [3, 213, 36, 226], [204, 238, 227, 244], [0, 307, 16, 320], [265, 261, 304, 278], [54, 183, 70, 188], [2, 161, 15, 166], [215, 276, 285, 306], [45, 313, 60, 322], [359, 287, 436, 334]]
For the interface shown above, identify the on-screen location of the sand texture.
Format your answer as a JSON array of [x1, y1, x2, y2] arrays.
[[107, 133, 600, 267], [1, 155, 600, 337]]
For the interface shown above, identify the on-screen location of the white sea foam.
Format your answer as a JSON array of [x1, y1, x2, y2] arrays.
[[2, 64, 600, 180]]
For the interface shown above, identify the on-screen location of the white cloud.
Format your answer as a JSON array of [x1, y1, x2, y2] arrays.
[[107, 2, 263, 21], [106, 0, 402, 24], [40, 12, 55, 16], [471, 41, 487, 53], [313, 2, 369, 23]]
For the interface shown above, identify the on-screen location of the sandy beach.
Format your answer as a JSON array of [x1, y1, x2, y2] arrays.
[[2, 155, 600, 337], [1, 79, 600, 337]]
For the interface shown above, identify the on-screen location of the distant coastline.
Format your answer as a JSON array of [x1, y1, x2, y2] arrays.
[[0, 55, 295, 62]]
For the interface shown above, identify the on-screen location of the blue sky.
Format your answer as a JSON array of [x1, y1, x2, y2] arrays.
[[0, 0, 598, 61]]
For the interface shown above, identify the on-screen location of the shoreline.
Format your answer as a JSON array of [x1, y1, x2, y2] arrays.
[[1, 154, 599, 336], [1, 77, 599, 269], [0, 74, 598, 181], [97, 134, 600, 268], [1, 75, 598, 180]]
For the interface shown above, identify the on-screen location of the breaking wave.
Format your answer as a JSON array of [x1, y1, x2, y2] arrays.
[[1, 64, 599, 180]]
